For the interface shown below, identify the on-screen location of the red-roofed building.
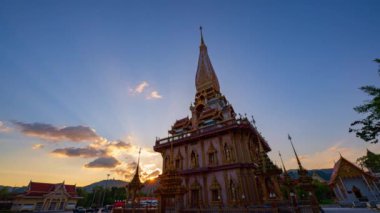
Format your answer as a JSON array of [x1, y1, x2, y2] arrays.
[[11, 181, 81, 212]]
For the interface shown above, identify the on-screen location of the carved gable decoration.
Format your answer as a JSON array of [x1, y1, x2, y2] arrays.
[[176, 149, 183, 160], [329, 156, 376, 185], [338, 161, 363, 178], [170, 117, 192, 134], [190, 179, 202, 190], [199, 108, 222, 121], [210, 176, 221, 190], [208, 143, 217, 153]]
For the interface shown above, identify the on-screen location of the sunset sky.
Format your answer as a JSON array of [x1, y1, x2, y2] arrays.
[[1, 1, 380, 187]]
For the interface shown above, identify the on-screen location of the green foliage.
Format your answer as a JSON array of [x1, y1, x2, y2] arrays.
[[349, 59, 380, 143], [312, 180, 333, 204], [293, 180, 334, 204], [76, 186, 126, 208], [357, 151, 380, 173], [0, 187, 11, 200]]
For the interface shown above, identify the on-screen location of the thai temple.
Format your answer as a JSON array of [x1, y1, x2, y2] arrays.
[[329, 154, 380, 206], [153, 28, 319, 212], [10, 181, 80, 212]]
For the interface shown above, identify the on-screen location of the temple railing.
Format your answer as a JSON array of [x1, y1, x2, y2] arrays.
[[155, 118, 255, 146]]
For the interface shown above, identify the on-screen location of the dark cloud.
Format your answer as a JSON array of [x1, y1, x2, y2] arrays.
[[111, 162, 137, 180], [111, 140, 131, 149], [12, 121, 100, 142], [85, 156, 121, 168], [52, 147, 106, 158]]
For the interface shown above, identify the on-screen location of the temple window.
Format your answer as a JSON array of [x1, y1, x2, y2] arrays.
[[211, 189, 219, 202], [164, 156, 170, 171], [208, 144, 217, 166], [210, 176, 221, 203], [175, 151, 183, 170], [209, 152, 215, 165], [191, 189, 200, 207], [190, 180, 201, 207], [190, 151, 199, 168], [224, 144, 232, 162]]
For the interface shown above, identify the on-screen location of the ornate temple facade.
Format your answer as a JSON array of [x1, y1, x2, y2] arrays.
[[153, 30, 283, 211]]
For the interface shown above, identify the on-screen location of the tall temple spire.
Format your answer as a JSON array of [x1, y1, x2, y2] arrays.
[[288, 134, 304, 171], [134, 148, 142, 178], [200, 26, 205, 45], [195, 27, 220, 93], [126, 147, 143, 206]]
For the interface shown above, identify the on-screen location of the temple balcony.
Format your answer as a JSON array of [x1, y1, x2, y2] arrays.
[[154, 118, 270, 151]]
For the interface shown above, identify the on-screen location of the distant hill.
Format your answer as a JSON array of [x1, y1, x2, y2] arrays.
[[287, 168, 333, 182], [82, 179, 159, 196], [82, 179, 128, 192]]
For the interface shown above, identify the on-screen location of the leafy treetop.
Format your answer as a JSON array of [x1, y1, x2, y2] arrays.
[[349, 59, 380, 143]]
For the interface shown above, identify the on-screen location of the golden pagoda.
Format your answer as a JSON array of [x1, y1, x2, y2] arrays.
[[153, 27, 285, 211]]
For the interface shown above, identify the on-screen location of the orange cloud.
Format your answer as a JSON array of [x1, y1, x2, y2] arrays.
[[0, 121, 11, 132], [111, 161, 161, 182], [32, 144, 44, 150]]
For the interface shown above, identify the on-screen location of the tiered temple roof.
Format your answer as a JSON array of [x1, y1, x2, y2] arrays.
[[255, 140, 281, 176], [329, 155, 376, 186], [127, 149, 143, 194], [19, 181, 79, 198]]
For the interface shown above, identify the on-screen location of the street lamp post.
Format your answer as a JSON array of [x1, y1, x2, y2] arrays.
[[101, 174, 110, 208]]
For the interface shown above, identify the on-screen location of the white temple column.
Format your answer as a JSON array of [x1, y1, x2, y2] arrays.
[[333, 186, 342, 201], [362, 175, 377, 200]]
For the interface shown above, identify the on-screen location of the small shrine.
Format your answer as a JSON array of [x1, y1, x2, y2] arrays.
[[279, 152, 297, 206], [126, 148, 144, 207], [155, 143, 187, 213], [289, 135, 320, 212]]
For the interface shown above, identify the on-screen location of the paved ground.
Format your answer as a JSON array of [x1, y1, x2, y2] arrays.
[[322, 208, 378, 212]]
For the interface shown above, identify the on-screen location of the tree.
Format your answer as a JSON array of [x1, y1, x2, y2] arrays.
[[357, 150, 380, 173], [349, 59, 380, 143]]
